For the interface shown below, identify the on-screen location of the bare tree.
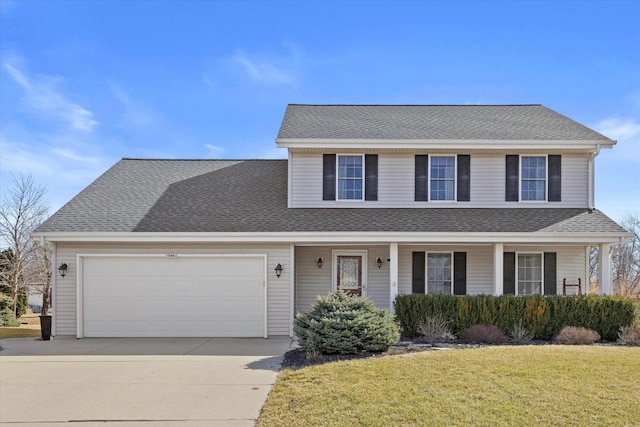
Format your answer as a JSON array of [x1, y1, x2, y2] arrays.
[[0, 175, 49, 313], [589, 245, 599, 293], [613, 211, 640, 298]]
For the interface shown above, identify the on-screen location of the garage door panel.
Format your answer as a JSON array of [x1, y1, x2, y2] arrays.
[[82, 256, 265, 337]]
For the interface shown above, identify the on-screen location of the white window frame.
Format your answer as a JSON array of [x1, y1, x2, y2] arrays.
[[425, 252, 454, 294], [331, 250, 368, 296], [336, 154, 365, 202], [515, 252, 544, 296], [519, 155, 548, 202], [428, 155, 457, 202]]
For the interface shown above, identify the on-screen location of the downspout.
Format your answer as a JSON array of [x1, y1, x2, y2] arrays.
[[588, 145, 601, 210]]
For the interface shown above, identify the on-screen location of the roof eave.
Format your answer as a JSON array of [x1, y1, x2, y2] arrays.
[[276, 138, 616, 151], [32, 231, 629, 244]]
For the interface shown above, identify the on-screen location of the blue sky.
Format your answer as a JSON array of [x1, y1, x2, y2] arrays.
[[1, 0, 638, 221]]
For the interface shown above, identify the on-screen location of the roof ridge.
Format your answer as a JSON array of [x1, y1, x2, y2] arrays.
[[287, 104, 544, 107], [121, 158, 287, 162]]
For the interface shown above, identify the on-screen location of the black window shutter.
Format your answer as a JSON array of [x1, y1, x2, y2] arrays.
[[453, 252, 467, 295], [503, 252, 516, 295], [548, 155, 561, 202], [412, 252, 426, 294], [457, 155, 470, 202], [415, 155, 428, 201], [544, 252, 557, 295], [323, 154, 336, 201], [505, 155, 519, 202], [365, 154, 378, 201]]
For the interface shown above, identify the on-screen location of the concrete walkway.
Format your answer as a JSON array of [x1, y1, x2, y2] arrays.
[[0, 337, 295, 426]]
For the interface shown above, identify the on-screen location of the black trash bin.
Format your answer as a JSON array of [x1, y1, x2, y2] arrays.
[[39, 315, 52, 341]]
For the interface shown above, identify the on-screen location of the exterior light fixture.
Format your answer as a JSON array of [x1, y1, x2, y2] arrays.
[[317, 257, 323, 268], [58, 263, 68, 277], [274, 263, 283, 278], [376, 257, 383, 269]]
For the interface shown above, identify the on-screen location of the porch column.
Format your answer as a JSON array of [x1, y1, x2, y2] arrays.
[[598, 243, 613, 295], [389, 243, 399, 314], [494, 243, 504, 295]]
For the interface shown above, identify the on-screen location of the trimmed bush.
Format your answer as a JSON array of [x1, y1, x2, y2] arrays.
[[0, 308, 19, 327], [0, 294, 13, 311], [460, 324, 508, 344], [554, 326, 600, 344], [294, 291, 400, 355], [417, 314, 455, 343], [394, 294, 638, 341]]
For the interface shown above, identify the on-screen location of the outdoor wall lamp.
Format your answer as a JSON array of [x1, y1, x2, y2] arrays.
[[58, 263, 68, 277], [274, 263, 283, 278], [316, 257, 323, 268], [376, 257, 383, 269]]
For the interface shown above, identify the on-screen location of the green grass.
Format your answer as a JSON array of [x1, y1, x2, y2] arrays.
[[0, 326, 41, 338], [258, 346, 640, 427]]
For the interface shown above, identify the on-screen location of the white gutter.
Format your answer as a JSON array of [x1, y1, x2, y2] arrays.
[[33, 231, 630, 244], [276, 138, 616, 151]]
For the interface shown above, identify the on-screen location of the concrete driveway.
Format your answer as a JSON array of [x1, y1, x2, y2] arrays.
[[0, 337, 295, 426]]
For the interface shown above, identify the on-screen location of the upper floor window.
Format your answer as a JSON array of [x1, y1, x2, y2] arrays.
[[521, 156, 546, 201], [430, 156, 456, 201], [517, 253, 543, 295], [337, 155, 363, 200]]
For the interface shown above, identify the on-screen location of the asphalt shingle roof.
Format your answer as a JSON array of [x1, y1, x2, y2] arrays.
[[35, 159, 627, 236], [277, 104, 613, 141]]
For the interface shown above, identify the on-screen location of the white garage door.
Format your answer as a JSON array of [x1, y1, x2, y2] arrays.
[[81, 255, 266, 337]]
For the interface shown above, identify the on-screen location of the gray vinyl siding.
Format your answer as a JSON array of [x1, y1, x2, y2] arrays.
[[54, 243, 291, 337], [294, 245, 390, 313], [289, 152, 589, 208]]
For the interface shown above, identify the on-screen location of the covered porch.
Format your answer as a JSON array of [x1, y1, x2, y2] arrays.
[[292, 241, 618, 314]]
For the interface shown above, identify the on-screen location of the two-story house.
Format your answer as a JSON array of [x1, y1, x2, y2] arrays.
[[33, 104, 629, 338]]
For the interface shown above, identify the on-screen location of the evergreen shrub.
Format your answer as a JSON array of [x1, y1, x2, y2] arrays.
[[294, 291, 400, 354], [394, 294, 637, 341]]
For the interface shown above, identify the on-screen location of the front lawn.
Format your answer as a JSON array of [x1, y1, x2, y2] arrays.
[[0, 327, 41, 339], [258, 346, 640, 426]]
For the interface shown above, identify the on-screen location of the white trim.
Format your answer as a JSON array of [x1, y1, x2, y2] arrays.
[[519, 155, 548, 203], [425, 252, 454, 294], [515, 252, 544, 296], [289, 243, 295, 338], [389, 243, 398, 314], [336, 153, 365, 202], [331, 250, 368, 296], [428, 155, 457, 202], [34, 231, 629, 244], [76, 253, 268, 339], [276, 138, 616, 151], [494, 243, 504, 295]]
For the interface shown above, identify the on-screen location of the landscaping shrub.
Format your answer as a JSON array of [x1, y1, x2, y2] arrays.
[[394, 294, 637, 341], [0, 294, 12, 311], [0, 308, 19, 327], [294, 291, 400, 355], [509, 320, 533, 343], [618, 321, 640, 346], [417, 313, 455, 343], [459, 324, 508, 344], [553, 326, 600, 344]]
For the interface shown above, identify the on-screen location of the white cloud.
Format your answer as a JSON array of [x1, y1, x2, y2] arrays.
[[108, 82, 158, 130], [231, 49, 296, 86], [204, 144, 225, 157], [3, 60, 98, 132], [592, 117, 640, 159]]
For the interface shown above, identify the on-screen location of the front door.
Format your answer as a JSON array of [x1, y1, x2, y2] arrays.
[[337, 255, 362, 296]]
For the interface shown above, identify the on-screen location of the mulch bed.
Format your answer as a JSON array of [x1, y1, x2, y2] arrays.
[[281, 339, 627, 369]]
